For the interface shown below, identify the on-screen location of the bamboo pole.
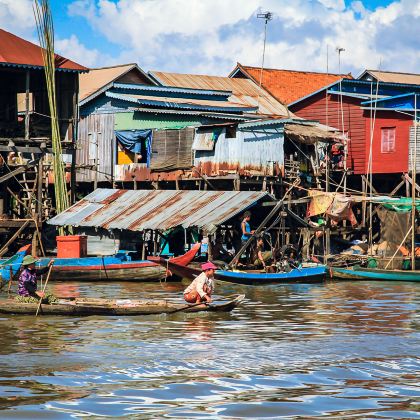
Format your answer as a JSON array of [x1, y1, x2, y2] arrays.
[[35, 262, 54, 317], [412, 94, 418, 271], [34, 1, 71, 236]]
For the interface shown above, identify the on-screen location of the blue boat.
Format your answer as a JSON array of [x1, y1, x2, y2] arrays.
[[156, 256, 326, 285], [0, 244, 31, 283], [330, 266, 420, 282], [215, 265, 327, 285]]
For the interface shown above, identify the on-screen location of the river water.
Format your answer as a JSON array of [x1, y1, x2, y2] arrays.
[[0, 280, 418, 418]]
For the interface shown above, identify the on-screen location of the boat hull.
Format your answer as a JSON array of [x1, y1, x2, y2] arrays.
[[159, 258, 326, 285], [37, 257, 166, 281], [330, 266, 420, 282], [0, 295, 244, 316], [216, 266, 326, 285]]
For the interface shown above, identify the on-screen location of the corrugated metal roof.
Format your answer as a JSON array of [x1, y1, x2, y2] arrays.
[[132, 107, 250, 121], [105, 91, 257, 113], [79, 64, 156, 104], [0, 28, 86, 72], [48, 189, 272, 234], [361, 70, 420, 85], [113, 82, 232, 97], [230, 63, 352, 105], [149, 71, 291, 118]]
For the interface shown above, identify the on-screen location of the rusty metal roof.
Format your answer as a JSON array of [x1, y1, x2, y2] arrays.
[[0, 29, 86, 72], [149, 71, 291, 118], [48, 189, 272, 234]]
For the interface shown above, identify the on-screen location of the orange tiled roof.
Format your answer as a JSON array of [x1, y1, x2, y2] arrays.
[[231, 63, 352, 105]]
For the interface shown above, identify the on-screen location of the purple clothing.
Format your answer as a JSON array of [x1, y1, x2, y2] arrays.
[[18, 266, 49, 297]]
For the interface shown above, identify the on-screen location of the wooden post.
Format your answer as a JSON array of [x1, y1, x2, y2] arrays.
[[411, 94, 418, 271], [207, 234, 213, 260], [70, 73, 79, 204], [141, 232, 146, 260], [153, 230, 158, 256], [37, 157, 43, 221], [362, 176, 366, 227], [25, 70, 30, 140], [94, 132, 99, 190]]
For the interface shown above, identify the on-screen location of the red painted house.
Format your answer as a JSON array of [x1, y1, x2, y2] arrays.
[[289, 79, 419, 175]]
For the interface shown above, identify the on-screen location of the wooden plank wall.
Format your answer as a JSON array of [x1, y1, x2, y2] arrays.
[[151, 127, 194, 170], [76, 113, 115, 183], [290, 92, 366, 174]]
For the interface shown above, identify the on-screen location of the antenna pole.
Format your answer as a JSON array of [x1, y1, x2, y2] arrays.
[[257, 11, 273, 87]]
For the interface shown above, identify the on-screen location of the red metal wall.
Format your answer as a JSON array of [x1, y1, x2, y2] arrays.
[[291, 92, 366, 174], [364, 111, 412, 174]]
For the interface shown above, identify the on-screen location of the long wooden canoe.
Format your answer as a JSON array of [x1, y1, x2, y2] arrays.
[[0, 243, 201, 283], [0, 294, 245, 316], [330, 266, 420, 282], [156, 257, 326, 285]]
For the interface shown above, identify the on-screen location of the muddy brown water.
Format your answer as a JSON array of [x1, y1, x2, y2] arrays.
[[0, 280, 418, 418]]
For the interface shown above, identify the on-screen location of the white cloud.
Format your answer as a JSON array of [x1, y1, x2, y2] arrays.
[[55, 34, 109, 67], [0, 0, 35, 38], [65, 0, 420, 75], [2, 0, 420, 76]]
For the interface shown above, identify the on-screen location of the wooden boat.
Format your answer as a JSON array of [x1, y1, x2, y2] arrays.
[[40, 255, 167, 281], [0, 243, 201, 283], [156, 257, 326, 285], [330, 266, 420, 282], [0, 294, 245, 316]]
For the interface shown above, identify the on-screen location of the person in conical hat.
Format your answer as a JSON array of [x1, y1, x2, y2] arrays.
[[183, 262, 217, 304], [17, 255, 54, 299]]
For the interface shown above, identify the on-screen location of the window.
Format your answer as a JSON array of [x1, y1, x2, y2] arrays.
[[381, 127, 396, 153], [225, 126, 237, 139]]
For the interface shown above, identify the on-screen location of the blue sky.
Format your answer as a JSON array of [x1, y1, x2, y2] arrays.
[[2, 0, 419, 76]]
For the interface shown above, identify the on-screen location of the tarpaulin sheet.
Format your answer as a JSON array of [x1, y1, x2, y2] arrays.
[[115, 129, 152, 166], [381, 197, 420, 213], [192, 130, 220, 151], [307, 190, 357, 225]]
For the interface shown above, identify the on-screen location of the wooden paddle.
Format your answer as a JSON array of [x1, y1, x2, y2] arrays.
[[35, 262, 54, 317], [169, 300, 210, 314]]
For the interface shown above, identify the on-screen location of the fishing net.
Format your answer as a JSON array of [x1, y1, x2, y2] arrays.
[[374, 208, 411, 268]]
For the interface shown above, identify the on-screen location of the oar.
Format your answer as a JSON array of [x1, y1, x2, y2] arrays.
[[169, 301, 210, 314], [35, 262, 54, 317]]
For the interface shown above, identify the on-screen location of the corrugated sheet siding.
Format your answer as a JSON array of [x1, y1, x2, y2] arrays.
[[115, 111, 202, 130], [151, 128, 195, 170], [194, 127, 284, 176], [409, 125, 420, 172], [77, 113, 115, 182], [291, 93, 366, 174]]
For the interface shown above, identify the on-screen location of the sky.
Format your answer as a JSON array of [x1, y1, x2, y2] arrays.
[[1, 0, 419, 77]]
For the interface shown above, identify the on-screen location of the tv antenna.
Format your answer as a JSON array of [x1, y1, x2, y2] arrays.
[[257, 11, 273, 87]]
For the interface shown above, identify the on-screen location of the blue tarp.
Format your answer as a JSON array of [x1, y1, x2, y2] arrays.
[[115, 129, 153, 166]]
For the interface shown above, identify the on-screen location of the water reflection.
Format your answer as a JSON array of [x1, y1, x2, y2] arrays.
[[0, 280, 418, 418]]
